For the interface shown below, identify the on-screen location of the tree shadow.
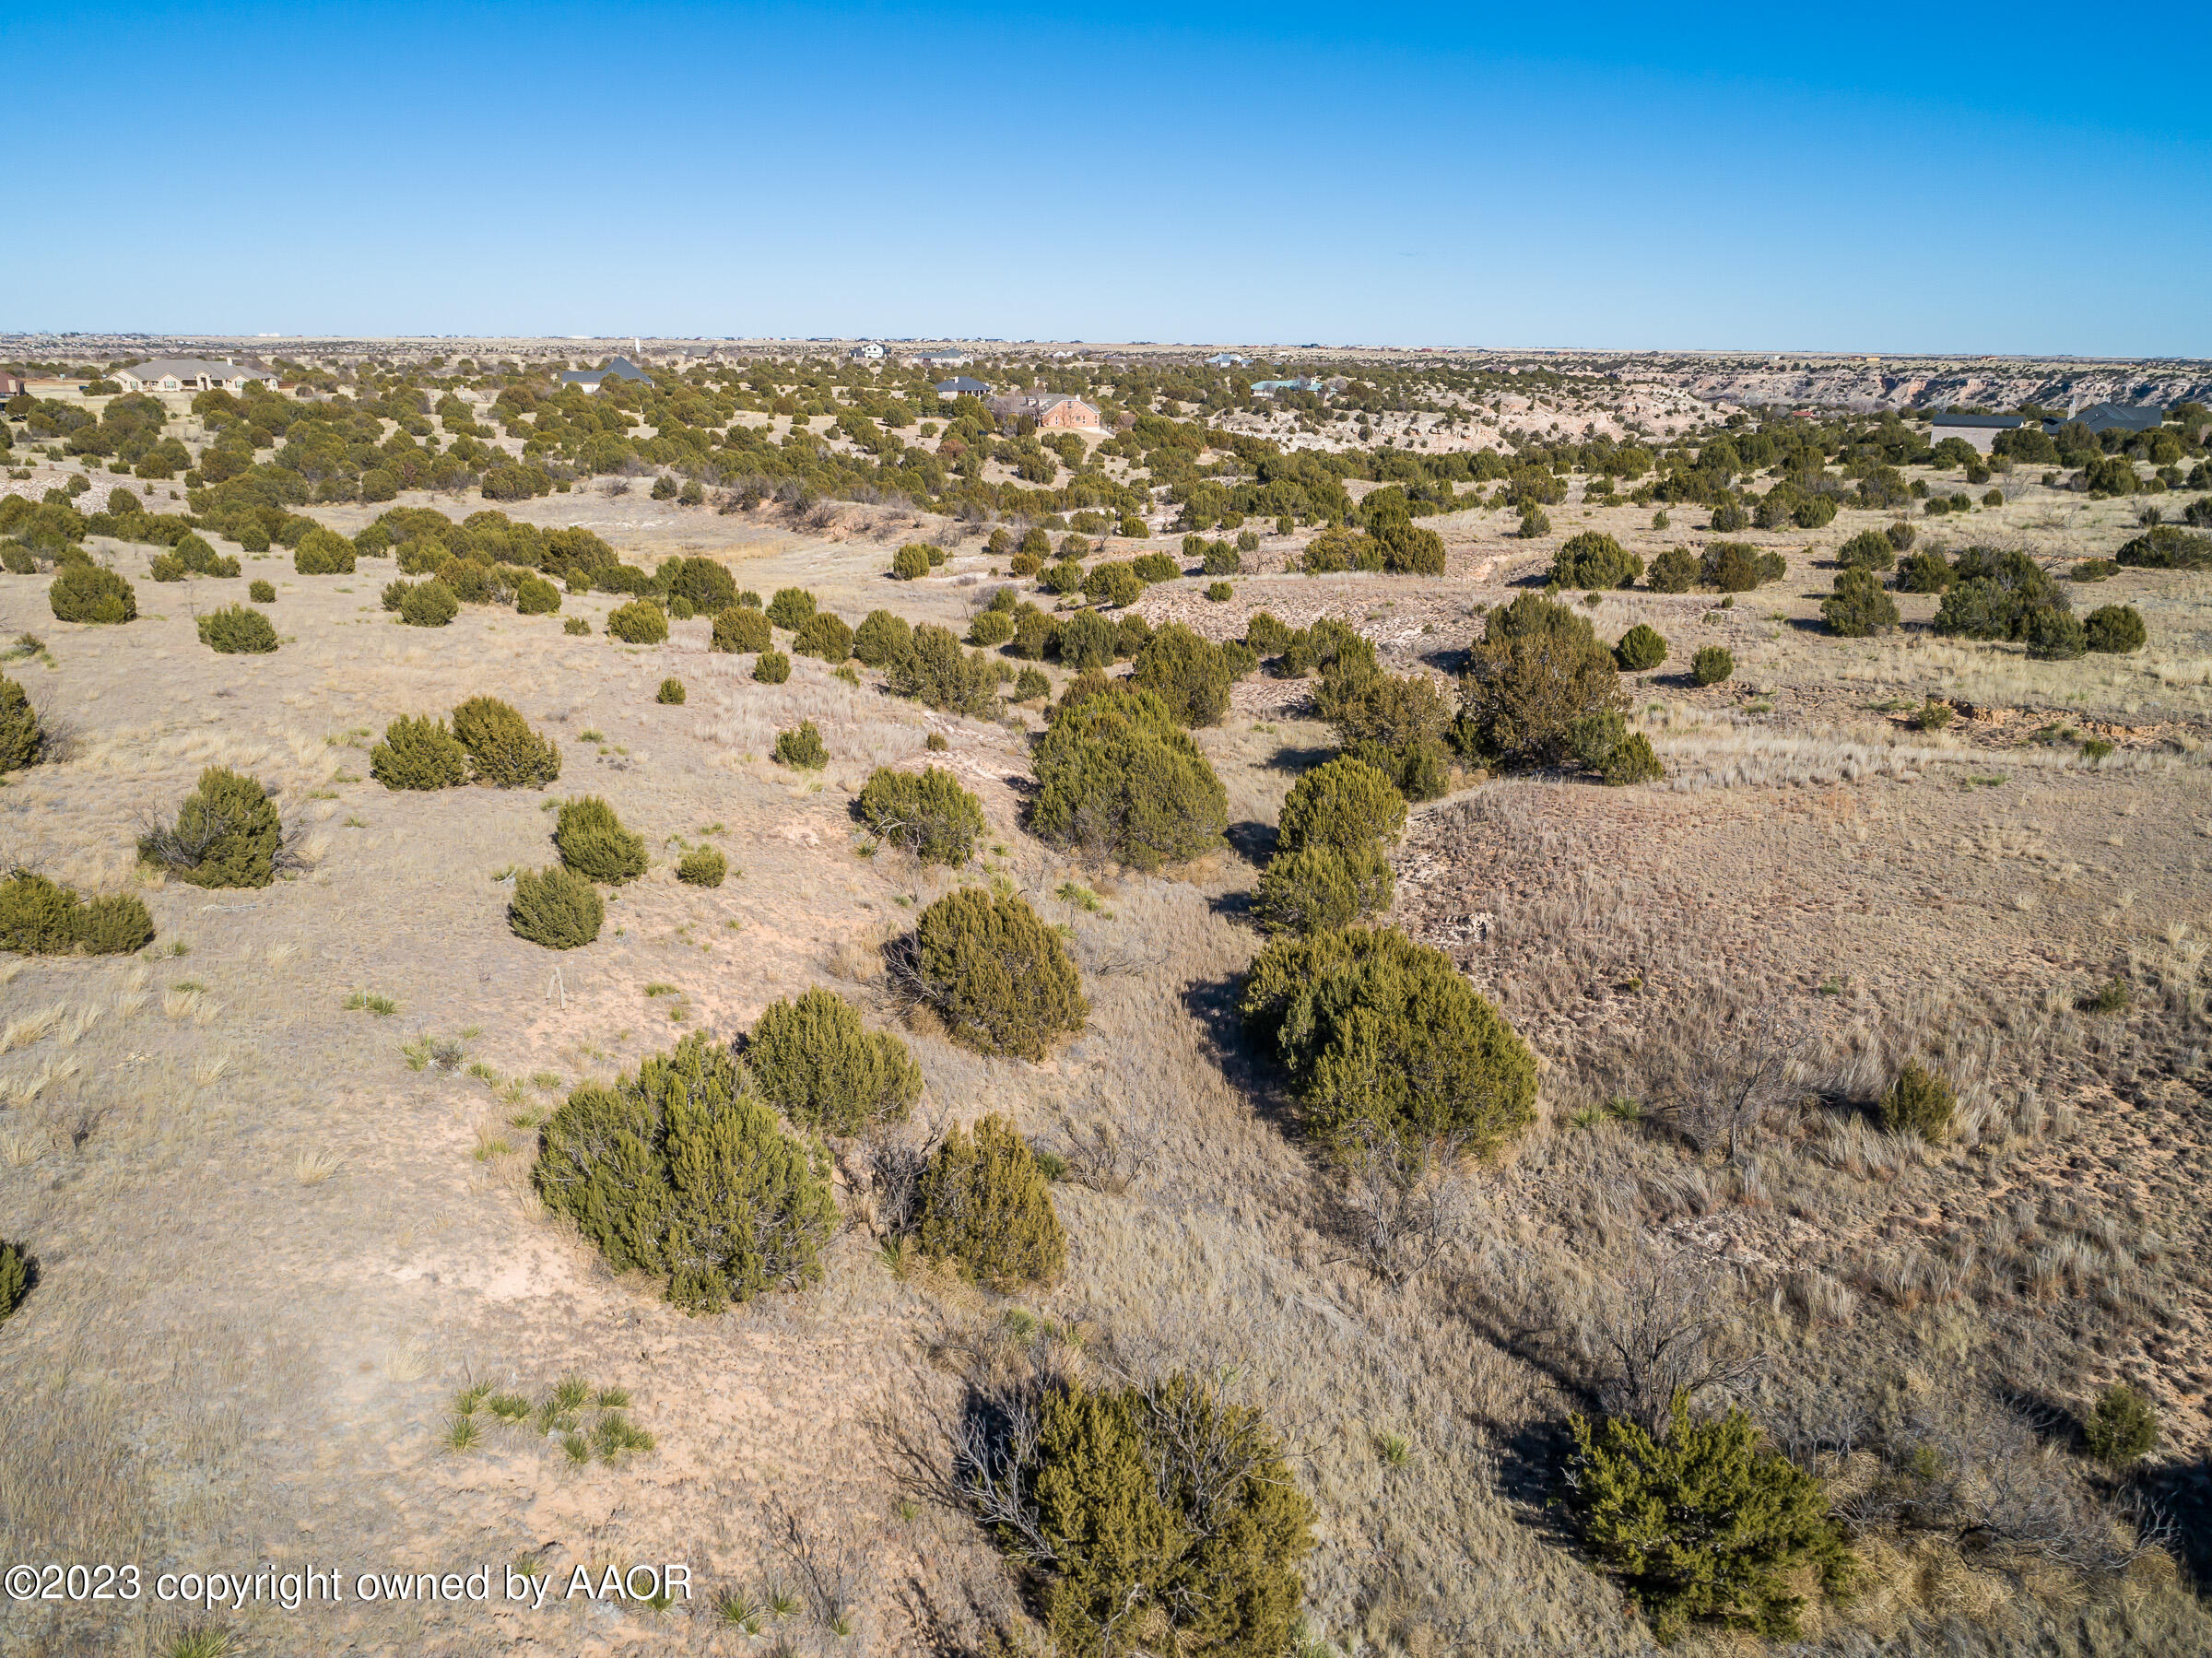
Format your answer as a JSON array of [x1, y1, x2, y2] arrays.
[[1224, 818, 1277, 865], [1492, 1416, 1580, 1535], [1418, 643, 1471, 675], [1262, 744, 1335, 775], [1179, 973, 1281, 1119]]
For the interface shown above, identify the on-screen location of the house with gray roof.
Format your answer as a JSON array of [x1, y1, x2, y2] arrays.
[[935, 376, 991, 400], [559, 355, 652, 393], [113, 358, 276, 394], [2046, 402, 2164, 437]]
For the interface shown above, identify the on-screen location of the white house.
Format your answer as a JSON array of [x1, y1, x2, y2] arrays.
[[1927, 412, 2021, 455], [916, 350, 972, 369], [113, 358, 276, 394], [1205, 352, 1250, 368], [848, 342, 887, 360]]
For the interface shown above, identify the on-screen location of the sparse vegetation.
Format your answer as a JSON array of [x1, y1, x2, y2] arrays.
[[139, 767, 283, 888], [855, 767, 985, 864], [508, 864, 604, 948], [907, 888, 1088, 1060], [451, 696, 561, 788], [555, 795, 647, 884], [915, 1114, 1065, 1288], [533, 1032, 835, 1311], [747, 988, 920, 1135]]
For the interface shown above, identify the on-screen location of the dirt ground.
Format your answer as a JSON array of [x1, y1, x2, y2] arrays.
[[1, 462, 2208, 1657]]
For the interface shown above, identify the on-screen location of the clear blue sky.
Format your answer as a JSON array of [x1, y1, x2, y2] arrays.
[[8, 2, 2206, 355]]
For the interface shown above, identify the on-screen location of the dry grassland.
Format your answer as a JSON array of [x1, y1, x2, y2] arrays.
[[0, 464, 2207, 1657]]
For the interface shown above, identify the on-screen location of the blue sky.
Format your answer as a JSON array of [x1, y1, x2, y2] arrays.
[[6, 2, 2206, 354]]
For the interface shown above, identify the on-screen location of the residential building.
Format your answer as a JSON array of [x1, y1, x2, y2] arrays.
[[935, 376, 991, 400], [1205, 352, 1250, 368], [558, 355, 652, 394], [0, 371, 26, 398], [991, 389, 1100, 429], [916, 350, 972, 369], [1928, 412, 2021, 455], [848, 342, 887, 360], [1250, 376, 1324, 396], [2046, 402, 2164, 437], [113, 358, 276, 394]]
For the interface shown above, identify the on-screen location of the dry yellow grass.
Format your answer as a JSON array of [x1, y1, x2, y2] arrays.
[[0, 449, 2206, 1657]]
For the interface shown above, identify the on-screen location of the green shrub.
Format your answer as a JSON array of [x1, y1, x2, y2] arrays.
[[514, 572, 561, 614], [2070, 558, 2118, 582], [248, 578, 276, 603], [657, 677, 686, 704], [1709, 498, 1749, 533], [532, 1032, 834, 1311], [753, 649, 791, 684], [1614, 624, 1667, 671], [916, 1114, 1065, 1288], [1205, 580, 1233, 601], [856, 766, 985, 864], [49, 562, 135, 624], [2113, 524, 2212, 570], [712, 605, 772, 653], [1013, 665, 1050, 701], [2084, 605, 2146, 653], [1700, 542, 1783, 592], [398, 578, 459, 627], [968, 607, 1015, 646], [891, 544, 931, 580], [293, 527, 356, 574], [676, 847, 725, 887], [555, 795, 646, 884], [982, 1375, 1314, 1658], [1055, 609, 1116, 671], [451, 696, 560, 788], [1794, 495, 1839, 529], [606, 598, 668, 644], [767, 586, 817, 629], [0, 1241, 29, 1323], [1082, 561, 1145, 608], [747, 987, 921, 1135], [1456, 593, 1625, 769], [508, 864, 604, 947], [1518, 507, 1551, 538], [0, 869, 154, 955], [1277, 755, 1406, 857], [371, 714, 469, 789], [1934, 548, 2066, 641], [773, 721, 827, 769], [140, 766, 281, 888], [1241, 925, 1536, 1151], [564, 616, 590, 635], [1836, 529, 1897, 573], [852, 608, 912, 667], [1877, 1061, 1954, 1143], [1030, 685, 1228, 869], [1564, 1396, 1853, 1646], [0, 675, 43, 774], [1550, 531, 1642, 590], [912, 888, 1088, 1060], [2082, 1383, 2159, 1468], [659, 555, 737, 613], [1690, 646, 1734, 686], [1600, 732, 1664, 785], [1821, 568, 1900, 637], [886, 624, 997, 716], [1130, 550, 1179, 582], [2024, 603, 2087, 659], [196, 604, 278, 654], [1646, 548, 1699, 593], [793, 610, 853, 662], [1130, 622, 1241, 726], [1895, 550, 1954, 594], [1253, 841, 1394, 935], [1245, 610, 1293, 655]]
